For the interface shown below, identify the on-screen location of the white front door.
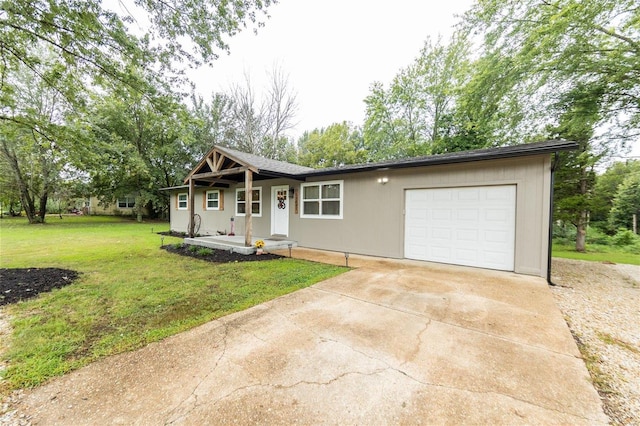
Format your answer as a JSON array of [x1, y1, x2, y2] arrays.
[[271, 185, 289, 236]]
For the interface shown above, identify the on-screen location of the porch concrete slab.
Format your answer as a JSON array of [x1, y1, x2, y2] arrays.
[[185, 235, 297, 255], [14, 250, 607, 425]]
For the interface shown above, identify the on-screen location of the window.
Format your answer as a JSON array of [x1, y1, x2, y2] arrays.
[[301, 181, 343, 219], [177, 193, 188, 210], [236, 187, 262, 217], [117, 196, 135, 208], [206, 190, 220, 210]]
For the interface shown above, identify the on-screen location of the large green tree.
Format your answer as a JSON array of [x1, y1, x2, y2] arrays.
[[86, 89, 195, 221], [0, 52, 72, 223], [1, 0, 273, 108], [548, 84, 604, 252], [1, 0, 275, 222], [363, 34, 474, 161], [610, 172, 640, 233], [464, 0, 640, 148], [591, 160, 640, 229], [297, 122, 366, 168]]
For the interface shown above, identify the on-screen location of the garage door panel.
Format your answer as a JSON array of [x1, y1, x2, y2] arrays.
[[485, 230, 509, 243], [456, 229, 479, 242], [458, 189, 480, 201], [405, 185, 516, 271]]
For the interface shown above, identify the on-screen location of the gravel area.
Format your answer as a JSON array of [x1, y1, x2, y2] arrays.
[[551, 258, 640, 425]]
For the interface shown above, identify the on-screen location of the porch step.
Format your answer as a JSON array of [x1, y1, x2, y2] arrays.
[[184, 236, 297, 255]]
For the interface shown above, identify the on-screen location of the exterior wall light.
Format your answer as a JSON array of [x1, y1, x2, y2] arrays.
[[377, 177, 389, 184]]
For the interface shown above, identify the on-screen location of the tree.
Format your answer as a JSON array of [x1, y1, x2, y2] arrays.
[[1, 0, 274, 112], [0, 150, 21, 216], [591, 160, 640, 229], [0, 52, 71, 223], [464, 0, 640, 149], [188, 92, 237, 159], [1, 0, 276, 223], [297, 122, 366, 168], [363, 34, 474, 160], [86, 89, 196, 221], [549, 85, 603, 252], [610, 173, 640, 233], [226, 68, 298, 160]]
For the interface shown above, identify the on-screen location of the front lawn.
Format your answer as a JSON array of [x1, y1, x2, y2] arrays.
[[0, 216, 346, 392], [553, 243, 640, 265]]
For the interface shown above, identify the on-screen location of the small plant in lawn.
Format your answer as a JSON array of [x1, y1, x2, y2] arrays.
[[188, 244, 199, 253], [172, 242, 185, 250]]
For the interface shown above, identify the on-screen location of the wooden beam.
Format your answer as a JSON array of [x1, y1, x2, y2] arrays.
[[245, 169, 253, 247], [206, 178, 235, 185], [215, 152, 225, 171], [205, 155, 215, 171], [188, 178, 195, 237], [191, 166, 248, 180]]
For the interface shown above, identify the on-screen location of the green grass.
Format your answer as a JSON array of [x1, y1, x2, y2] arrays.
[[553, 243, 640, 265], [0, 216, 346, 391]]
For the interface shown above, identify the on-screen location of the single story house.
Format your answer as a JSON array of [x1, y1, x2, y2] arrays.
[[163, 140, 577, 279], [86, 196, 150, 217]]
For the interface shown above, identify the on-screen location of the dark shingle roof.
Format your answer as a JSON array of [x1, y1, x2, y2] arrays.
[[298, 139, 578, 177], [216, 146, 314, 176]]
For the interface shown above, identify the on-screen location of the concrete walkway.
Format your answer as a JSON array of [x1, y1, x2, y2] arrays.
[[15, 249, 607, 425]]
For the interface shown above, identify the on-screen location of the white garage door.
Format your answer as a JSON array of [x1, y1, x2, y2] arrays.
[[404, 185, 516, 271]]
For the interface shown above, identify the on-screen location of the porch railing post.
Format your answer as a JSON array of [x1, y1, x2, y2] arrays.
[[188, 178, 195, 238], [244, 169, 253, 247]]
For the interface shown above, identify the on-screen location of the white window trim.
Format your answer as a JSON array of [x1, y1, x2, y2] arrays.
[[300, 180, 344, 219], [235, 187, 262, 217], [117, 196, 135, 208], [177, 193, 188, 210], [206, 190, 220, 211]]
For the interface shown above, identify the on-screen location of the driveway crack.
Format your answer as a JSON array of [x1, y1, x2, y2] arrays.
[[164, 320, 229, 425]]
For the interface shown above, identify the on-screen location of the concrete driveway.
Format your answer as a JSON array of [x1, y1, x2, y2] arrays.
[[15, 249, 607, 425]]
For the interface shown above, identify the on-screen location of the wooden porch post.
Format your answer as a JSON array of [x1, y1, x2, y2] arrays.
[[244, 169, 252, 247], [188, 178, 195, 238]]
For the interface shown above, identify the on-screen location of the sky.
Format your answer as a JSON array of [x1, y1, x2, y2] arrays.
[[187, 0, 475, 139]]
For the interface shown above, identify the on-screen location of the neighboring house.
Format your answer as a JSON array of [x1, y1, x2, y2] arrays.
[[87, 196, 149, 216], [163, 140, 577, 278]]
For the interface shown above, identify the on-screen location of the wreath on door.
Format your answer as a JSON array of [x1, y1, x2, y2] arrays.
[[277, 192, 286, 209]]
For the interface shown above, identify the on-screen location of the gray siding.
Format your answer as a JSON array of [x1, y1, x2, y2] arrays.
[[289, 155, 551, 277], [170, 155, 551, 277]]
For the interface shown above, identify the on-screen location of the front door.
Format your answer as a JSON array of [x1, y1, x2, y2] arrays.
[[271, 185, 289, 236]]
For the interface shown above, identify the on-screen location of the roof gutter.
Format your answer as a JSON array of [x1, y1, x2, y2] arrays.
[[547, 152, 561, 286], [298, 141, 579, 178]]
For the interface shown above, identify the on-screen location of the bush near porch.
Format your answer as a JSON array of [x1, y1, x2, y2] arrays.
[[0, 216, 346, 392]]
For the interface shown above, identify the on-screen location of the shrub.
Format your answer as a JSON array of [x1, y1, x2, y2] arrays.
[[172, 243, 184, 250], [612, 228, 639, 246], [586, 227, 612, 245], [187, 244, 199, 253], [196, 248, 214, 256]]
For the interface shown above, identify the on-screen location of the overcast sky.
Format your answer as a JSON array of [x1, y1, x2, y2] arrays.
[[188, 0, 475, 139]]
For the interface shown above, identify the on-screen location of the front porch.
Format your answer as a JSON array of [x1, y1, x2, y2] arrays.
[[184, 235, 298, 255]]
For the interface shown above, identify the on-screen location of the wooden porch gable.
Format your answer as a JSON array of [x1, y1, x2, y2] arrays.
[[183, 147, 258, 186], [184, 147, 259, 246]]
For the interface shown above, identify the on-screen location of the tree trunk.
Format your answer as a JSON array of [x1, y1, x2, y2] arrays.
[[576, 210, 587, 252], [575, 168, 589, 252], [38, 192, 48, 223]]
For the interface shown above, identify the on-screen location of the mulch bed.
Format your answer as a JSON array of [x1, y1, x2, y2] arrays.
[[0, 268, 79, 306], [162, 244, 284, 263]]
